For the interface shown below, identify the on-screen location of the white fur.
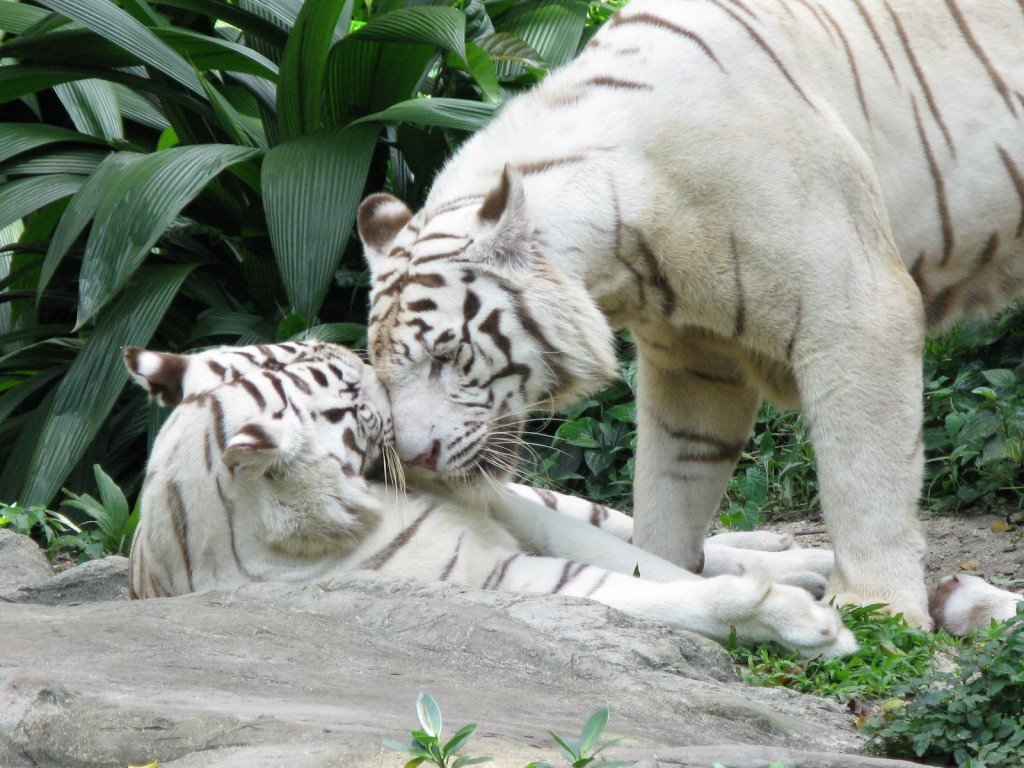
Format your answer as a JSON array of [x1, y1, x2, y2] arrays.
[[130, 345, 856, 657], [931, 574, 1023, 635], [360, 0, 1024, 629]]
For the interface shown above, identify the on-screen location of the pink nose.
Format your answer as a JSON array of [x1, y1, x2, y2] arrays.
[[408, 440, 441, 472]]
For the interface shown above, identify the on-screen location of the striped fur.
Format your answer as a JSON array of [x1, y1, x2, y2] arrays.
[[126, 343, 855, 657], [359, 0, 1024, 630]]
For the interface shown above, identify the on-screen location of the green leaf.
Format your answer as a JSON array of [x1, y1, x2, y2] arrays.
[[442, 723, 478, 756], [75, 144, 261, 327], [492, 0, 587, 69], [38, 151, 142, 299], [34, 0, 204, 95], [324, 38, 436, 127], [0, 174, 83, 232], [348, 6, 467, 64], [416, 692, 442, 738], [981, 368, 1017, 389], [354, 97, 498, 132], [548, 732, 580, 762], [451, 757, 492, 767], [153, 27, 280, 78], [151, 0, 290, 47], [0, 1, 51, 35], [53, 79, 123, 141], [0, 123, 108, 166], [292, 322, 367, 345], [276, 0, 353, 141], [464, 43, 501, 103], [93, 463, 130, 543], [17, 264, 194, 506], [579, 708, 608, 754], [262, 125, 377, 321]]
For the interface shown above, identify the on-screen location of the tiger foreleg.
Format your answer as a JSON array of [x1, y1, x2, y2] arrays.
[[504, 483, 633, 542], [795, 275, 931, 628], [489, 487, 699, 582], [485, 554, 855, 657], [705, 531, 797, 551], [633, 351, 761, 573]]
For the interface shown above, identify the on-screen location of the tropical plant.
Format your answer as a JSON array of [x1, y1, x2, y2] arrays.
[[385, 694, 633, 768], [866, 604, 1024, 768], [0, 0, 611, 509]]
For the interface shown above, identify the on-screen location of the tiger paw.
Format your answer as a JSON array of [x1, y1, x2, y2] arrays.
[[732, 579, 858, 658]]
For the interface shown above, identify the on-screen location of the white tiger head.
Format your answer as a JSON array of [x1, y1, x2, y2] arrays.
[[126, 343, 394, 563], [359, 166, 617, 480]]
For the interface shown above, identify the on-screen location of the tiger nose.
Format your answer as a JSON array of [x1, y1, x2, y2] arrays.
[[408, 440, 441, 471]]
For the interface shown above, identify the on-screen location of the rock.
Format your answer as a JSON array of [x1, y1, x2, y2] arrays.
[[9, 556, 129, 605], [0, 530, 53, 597], [0, 574, 926, 768]]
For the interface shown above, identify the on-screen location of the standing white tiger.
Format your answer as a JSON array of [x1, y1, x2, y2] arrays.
[[357, 0, 1024, 628], [125, 342, 855, 657]]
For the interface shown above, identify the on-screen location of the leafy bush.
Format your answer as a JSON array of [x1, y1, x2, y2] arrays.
[[0, 463, 137, 560], [0, 0, 613, 511], [729, 603, 958, 703], [866, 606, 1024, 768]]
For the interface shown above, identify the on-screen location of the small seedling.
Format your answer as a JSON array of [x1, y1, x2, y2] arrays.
[[526, 707, 633, 768], [383, 692, 492, 768]]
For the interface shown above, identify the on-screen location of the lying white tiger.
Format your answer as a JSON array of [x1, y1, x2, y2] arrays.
[[356, 0, 1024, 630], [124, 342, 855, 657]]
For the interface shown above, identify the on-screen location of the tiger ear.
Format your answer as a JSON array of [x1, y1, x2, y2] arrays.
[[223, 421, 291, 473], [477, 164, 531, 267], [124, 346, 187, 406], [358, 193, 413, 269]]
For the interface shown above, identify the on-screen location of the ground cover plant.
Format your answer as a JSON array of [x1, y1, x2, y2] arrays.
[[385, 693, 633, 768], [865, 605, 1024, 768]]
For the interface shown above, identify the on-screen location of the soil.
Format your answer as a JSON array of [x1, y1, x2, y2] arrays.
[[765, 510, 1024, 590]]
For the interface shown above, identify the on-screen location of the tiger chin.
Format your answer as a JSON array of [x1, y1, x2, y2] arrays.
[[124, 342, 857, 659]]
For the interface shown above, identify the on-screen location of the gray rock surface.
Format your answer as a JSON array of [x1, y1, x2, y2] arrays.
[[10, 555, 129, 605], [0, 571, 925, 768], [0, 530, 54, 597]]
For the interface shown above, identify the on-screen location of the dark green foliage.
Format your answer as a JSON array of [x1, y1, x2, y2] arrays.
[[921, 310, 1024, 514], [0, 0, 604, 512], [729, 603, 958, 703], [0, 463, 138, 561], [866, 606, 1024, 768]]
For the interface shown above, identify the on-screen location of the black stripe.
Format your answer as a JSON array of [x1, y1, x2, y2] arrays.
[[848, 0, 900, 82], [360, 504, 435, 570], [167, 481, 194, 593], [911, 99, 954, 266], [707, 0, 815, 107], [608, 12, 725, 70], [997, 147, 1024, 238], [215, 477, 258, 580], [943, 0, 1017, 115], [884, 1, 955, 153], [440, 534, 464, 581]]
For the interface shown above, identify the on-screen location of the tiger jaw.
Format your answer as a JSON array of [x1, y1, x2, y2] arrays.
[[386, 379, 529, 482]]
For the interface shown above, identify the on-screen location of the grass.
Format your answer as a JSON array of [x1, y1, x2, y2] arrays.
[[728, 604, 960, 704]]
